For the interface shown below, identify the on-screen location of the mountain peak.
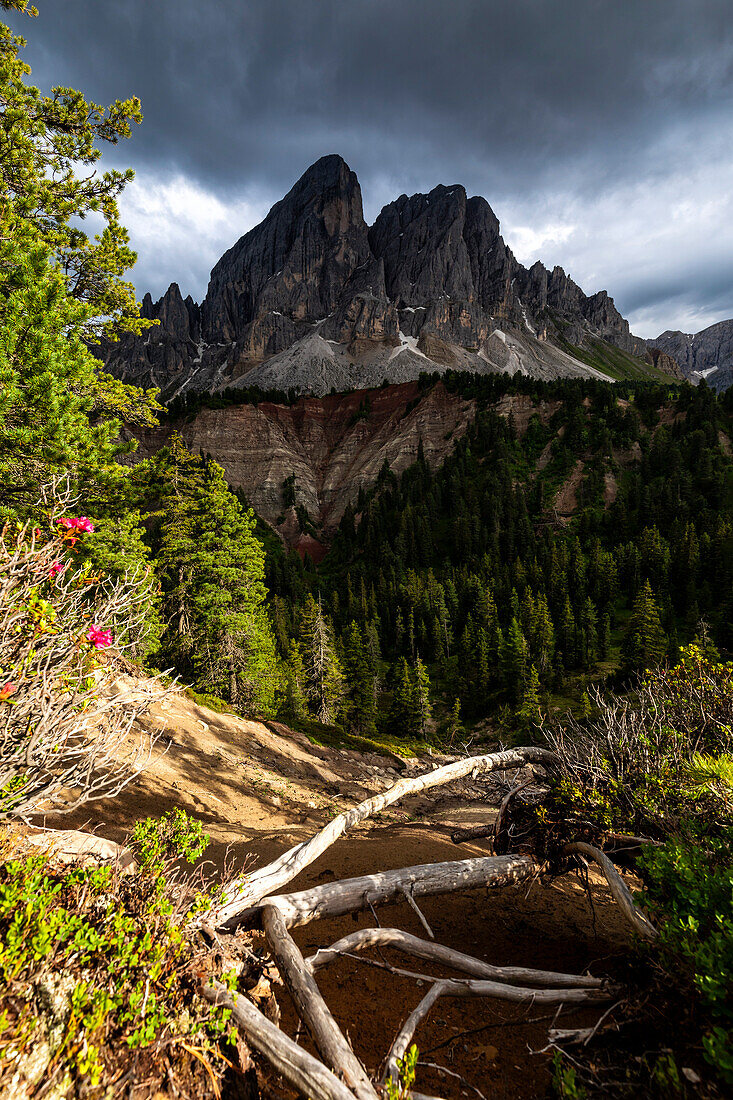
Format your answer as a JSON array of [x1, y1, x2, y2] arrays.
[[200, 153, 371, 345]]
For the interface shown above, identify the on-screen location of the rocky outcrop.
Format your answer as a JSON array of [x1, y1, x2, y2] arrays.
[[648, 320, 733, 392], [102, 155, 676, 398], [201, 155, 373, 343], [101, 283, 202, 394], [644, 346, 685, 382]]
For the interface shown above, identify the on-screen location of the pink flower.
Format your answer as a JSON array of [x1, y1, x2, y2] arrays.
[[86, 625, 113, 649], [0, 683, 17, 702], [57, 517, 95, 535], [49, 560, 64, 579]]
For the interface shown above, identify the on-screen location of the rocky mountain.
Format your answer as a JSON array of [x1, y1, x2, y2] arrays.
[[647, 319, 733, 393], [102, 155, 680, 399]]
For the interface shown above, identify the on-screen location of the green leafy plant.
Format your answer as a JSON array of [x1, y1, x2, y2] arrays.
[[385, 1043, 419, 1100], [641, 831, 733, 1086], [0, 811, 235, 1097]]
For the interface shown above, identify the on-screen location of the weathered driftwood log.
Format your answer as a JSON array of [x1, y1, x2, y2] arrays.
[[201, 980, 356, 1100], [213, 746, 558, 929], [306, 927, 605, 988], [381, 978, 614, 1087], [563, 841, 657, 941], [256, 854, 536, 929], [261, 904, 377, 1100]]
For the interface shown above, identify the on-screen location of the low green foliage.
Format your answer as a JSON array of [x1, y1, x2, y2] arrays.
[[544, 649, 733, 1096], [385, 1043, 419, 1100], [0, 811, 234, 1097], [542, 648, 733, 846], [641, 831, 733, 1086], [552, 1053, 588, 1099]]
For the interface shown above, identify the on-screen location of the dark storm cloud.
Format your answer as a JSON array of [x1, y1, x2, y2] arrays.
[[10, 0, 733, 336]]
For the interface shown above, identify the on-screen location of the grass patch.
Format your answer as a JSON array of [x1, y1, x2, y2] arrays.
[[183, 687, 238, 715], [557, 335, 680, 384], [293, 716, 429, 759]]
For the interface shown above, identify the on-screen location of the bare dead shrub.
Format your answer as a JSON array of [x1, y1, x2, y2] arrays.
[[0, 486, 172, 820]]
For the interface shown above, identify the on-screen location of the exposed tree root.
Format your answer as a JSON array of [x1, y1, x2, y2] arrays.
[[563, 841, 657, 940]]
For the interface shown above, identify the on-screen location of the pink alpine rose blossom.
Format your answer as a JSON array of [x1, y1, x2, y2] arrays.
[[87, 626, 113, 649], [57, 517, 95, 534], [49, 561, 64, 579], [0, 683, 17, 702]]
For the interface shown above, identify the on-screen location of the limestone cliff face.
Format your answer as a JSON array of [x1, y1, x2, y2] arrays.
[[644, 346, 685, 382], [103, 154, 673, 398], [127, 382, 475, 544]]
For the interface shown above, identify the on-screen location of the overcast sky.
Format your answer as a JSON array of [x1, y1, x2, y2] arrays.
[[11, 0, 733, 337]]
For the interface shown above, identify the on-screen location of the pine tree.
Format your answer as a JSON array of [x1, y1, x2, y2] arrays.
[[283, 641, 307, 720], [580, 596, 598, 668], [300, 594, 344, 724], [530, 592, 555, 675], [341, 621, 377, 735], [445, 698, 464, 746], [517, 664, 542, 727], [386, 657, 415, 739], [502, 617, 528, 702], [621, 580, 668, 672], [0, 4, 147, 336], [138, 438, 281, 714], [413, 656, 432, 739], [599, 613, 611, 659]]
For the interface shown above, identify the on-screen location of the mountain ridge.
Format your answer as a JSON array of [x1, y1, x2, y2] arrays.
[[102, 154, 683, 398], [646, 318, 733, 393]]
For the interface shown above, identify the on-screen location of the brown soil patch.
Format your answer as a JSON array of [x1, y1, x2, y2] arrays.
[[269, 828, 631, 1100], [553, 459, 585, 516]]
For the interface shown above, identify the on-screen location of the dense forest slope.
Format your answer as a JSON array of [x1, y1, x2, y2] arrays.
[[259, 375, 733, 730], [126, 372, 733, 734]]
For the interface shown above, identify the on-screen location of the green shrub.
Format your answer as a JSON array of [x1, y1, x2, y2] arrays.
[[0, 811, 235, 1097], [641, 831, 733, 1087]]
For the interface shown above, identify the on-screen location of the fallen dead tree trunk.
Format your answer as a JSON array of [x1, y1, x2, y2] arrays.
[[213, 746, 558, 929], [201, 980, 356, 1100], [255, 854, 536, 929], [450, 822, 494, 844], [261, 904, 378, 1100], [194, 747, 657, 1099], [306, 927, 605, 988]]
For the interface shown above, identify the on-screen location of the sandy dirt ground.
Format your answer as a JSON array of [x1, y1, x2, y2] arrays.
[[38, 682, 634, 1100]]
